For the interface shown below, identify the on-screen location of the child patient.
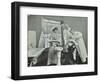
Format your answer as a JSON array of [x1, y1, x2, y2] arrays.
[[61, 40, 82, 65]]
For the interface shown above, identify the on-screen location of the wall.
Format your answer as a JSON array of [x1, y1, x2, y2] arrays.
[[0, 0, 99, 82], [28, 15, 42, 47], [28, 15, 88, 49]]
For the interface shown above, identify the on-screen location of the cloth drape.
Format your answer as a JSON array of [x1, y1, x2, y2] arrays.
[[73, 32, 87, 62]]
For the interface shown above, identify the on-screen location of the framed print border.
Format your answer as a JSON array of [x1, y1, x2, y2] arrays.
[[11, 1, 98, 80]]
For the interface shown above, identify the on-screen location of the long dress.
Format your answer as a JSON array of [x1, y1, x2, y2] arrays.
[[47, 32, 61, 65]]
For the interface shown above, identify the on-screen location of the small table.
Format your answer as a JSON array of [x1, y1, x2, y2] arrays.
[[55, 47, 63, 65]]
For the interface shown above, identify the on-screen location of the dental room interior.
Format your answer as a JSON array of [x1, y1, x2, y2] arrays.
[[27, 15, 88, 67]]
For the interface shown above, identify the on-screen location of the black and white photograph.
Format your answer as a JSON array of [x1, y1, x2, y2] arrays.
[[27, 15, 88, 67]]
